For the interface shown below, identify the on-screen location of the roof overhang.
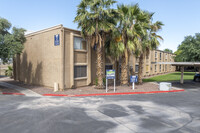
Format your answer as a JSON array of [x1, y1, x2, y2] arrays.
[[152, 62, 200, 67]]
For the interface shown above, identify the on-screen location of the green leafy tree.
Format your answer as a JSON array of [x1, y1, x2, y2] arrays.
[[164, 48, 173, 54], [0, 17, 26, 63], [175, 33, 200, 62], [74, 0, 117, 89]]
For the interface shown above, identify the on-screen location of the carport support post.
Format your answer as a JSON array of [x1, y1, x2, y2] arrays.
[[181, 66, 184, 84]]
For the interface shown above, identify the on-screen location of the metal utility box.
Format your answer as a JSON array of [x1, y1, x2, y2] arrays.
[[159, 82, 172, 91]]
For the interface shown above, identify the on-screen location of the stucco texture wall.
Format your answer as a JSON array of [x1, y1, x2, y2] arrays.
[[15, 28, 62, 88]]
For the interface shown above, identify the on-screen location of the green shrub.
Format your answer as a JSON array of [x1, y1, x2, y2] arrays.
[[95, 78, 98, 86], [95, 78, 106, 86], [103, 78, 106, 85], [5, 66, 13, 78]]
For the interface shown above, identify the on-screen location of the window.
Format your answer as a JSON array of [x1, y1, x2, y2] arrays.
[[105, 65, 113, 74], [163, 65, 164, 71], [160, 53, 162, 60], [74, 37, 87, 50], [160, 65, 162, 72], [165, 54, 168, 59], [165, 65, 167, 71], [74, 66, 87, 78], [155, 52, 157, 59], [135, 65, 139, 73], [155, 65, 157, 72]]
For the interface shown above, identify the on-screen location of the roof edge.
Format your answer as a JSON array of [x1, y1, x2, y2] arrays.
[[63, 27, 80, 33], [25, 24, 63, 37]]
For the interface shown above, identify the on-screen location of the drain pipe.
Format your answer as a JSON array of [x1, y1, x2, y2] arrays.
[[60, 25, 65, 90]]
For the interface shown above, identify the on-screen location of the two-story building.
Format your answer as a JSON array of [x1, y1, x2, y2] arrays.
[[13, 25, 175, 89]]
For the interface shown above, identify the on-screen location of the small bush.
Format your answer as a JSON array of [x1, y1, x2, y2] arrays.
[[95, 77, 106, 86], [5, 66, 13, 78]]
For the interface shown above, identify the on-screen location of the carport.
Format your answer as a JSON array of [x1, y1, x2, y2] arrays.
[[152, 62, 200, 84]]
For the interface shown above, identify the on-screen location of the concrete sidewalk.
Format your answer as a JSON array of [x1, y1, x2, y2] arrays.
[[0, 81, 41, 97]]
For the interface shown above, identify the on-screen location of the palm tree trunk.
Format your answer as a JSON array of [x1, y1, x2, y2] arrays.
[[120, 54, 128, 85], [96, 44, 104, 89], [138, 53, 144, 84]]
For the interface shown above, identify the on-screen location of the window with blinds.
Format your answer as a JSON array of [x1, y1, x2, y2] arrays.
[[74, 37, 87, 50], [74, 66, 87, 78]]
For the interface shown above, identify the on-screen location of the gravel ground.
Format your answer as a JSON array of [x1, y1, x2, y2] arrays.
[[0, 78, 175, 95]]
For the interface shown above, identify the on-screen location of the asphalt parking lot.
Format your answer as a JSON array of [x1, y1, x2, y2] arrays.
[[172, 80, 200, 91], [0, 81, 200, 133]]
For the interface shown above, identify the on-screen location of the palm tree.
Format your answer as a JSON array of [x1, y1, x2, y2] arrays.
[[117, 4, 147, 85], [137, 12, 164, 84], [105, 29, 124, 81], [74, 0, 117, 89]]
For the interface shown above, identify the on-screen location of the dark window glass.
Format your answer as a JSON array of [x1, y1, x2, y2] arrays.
[[135, 65, 139, 73], [160, 65, 161, 72], [74, 66, 87, 78], [105, 65, 113, 74], [160, 53, 162, 60]]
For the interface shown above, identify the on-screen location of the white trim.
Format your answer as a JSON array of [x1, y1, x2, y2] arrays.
[[74, 77, 87, 80], [74, 50, 87, 53], [73, 34, 82, 37], [74, 63, 87, 66]]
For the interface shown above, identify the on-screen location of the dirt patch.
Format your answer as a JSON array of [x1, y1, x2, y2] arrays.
[[1, 78, 172, 95]]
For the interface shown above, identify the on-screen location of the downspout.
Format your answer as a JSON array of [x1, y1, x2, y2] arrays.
[[61, 25, 65, 90]]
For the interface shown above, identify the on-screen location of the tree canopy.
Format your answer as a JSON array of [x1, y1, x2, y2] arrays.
[[0, 17, 26, 63], [74, 0, 117, 88], [163, 48, 173, 54], [175, 33, 200, 62]]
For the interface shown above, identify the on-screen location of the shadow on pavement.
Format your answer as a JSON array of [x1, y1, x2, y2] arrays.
[[172, 80, 200, 90]]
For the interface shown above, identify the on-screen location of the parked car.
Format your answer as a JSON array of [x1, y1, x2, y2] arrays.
[[193, 73, 200, 82]]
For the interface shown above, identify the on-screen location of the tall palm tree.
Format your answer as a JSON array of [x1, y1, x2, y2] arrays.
[[117, 4, 148, 85], [74, 0, 117, 89], [105, 29, 124, 81], [137, 12, 164, 84]]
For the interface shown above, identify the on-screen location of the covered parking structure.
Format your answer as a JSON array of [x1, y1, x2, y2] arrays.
[[152, 62, 200, 84]]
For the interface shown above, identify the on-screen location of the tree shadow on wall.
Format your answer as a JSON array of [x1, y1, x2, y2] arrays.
[[14, 51, 43, 87]]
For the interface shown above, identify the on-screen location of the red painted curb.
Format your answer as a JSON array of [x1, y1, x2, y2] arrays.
[[42, 89, 185, 97], [43, 94, 68, 97], [2, 92, 25, 95]]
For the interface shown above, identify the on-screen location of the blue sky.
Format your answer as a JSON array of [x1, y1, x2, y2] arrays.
[[1, 0, 200, 52]]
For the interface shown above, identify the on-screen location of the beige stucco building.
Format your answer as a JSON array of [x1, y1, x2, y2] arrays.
[[13, 25, 175, 89], [129, 50, 176, 77]]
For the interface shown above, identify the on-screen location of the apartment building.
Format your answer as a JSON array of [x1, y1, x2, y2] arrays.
[[131, 50, 176, 77], [13, 25, 175, 89]]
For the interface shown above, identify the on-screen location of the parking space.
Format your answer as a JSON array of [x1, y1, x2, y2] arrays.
[[172, 80, 200, 91]]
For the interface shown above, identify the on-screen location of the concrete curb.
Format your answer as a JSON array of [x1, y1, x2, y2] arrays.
[[43, 89, 185, 97]]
